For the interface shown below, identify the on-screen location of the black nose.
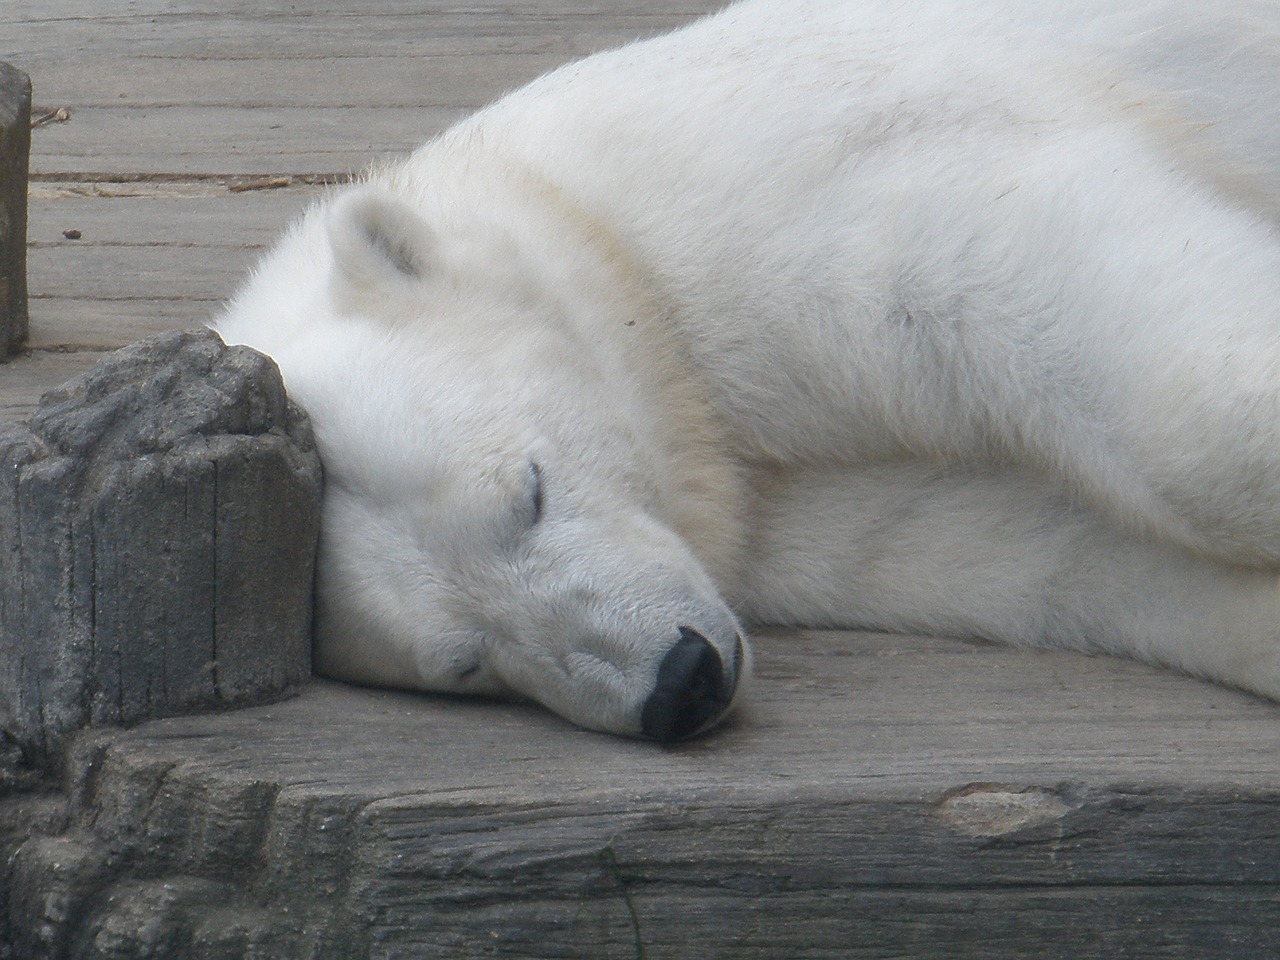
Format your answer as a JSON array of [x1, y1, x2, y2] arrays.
[[640, 626, 737, 742]]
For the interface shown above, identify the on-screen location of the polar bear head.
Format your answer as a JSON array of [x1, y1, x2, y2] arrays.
[[219, 184, 749, 740]]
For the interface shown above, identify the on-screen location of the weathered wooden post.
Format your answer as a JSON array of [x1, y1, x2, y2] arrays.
[[0, 62, 30, 360], [0, 330, 321, 783]]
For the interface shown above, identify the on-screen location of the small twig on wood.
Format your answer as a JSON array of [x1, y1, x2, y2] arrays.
[[31, 106, 72, 128], [228, 176, 293, 193]]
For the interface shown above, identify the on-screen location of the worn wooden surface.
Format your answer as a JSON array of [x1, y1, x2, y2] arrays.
[[1, 330, 320, 771], [4, 2, 1280, 957], [0, 62, 31, 359], [8, 631, 1280, 958], [1, 1, 714, 416]]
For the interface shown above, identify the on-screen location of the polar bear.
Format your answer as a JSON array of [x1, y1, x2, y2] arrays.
[[216, 0, 1280, 740]]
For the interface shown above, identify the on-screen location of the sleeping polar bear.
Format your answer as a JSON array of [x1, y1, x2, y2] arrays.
[[217, 0, 1280, 740]]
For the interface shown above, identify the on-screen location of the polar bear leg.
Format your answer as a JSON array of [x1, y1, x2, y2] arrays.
[[736, 463, 1280, 698]]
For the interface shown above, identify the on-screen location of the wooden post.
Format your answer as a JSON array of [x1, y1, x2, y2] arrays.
[[0, 330, 321, 780], [0, 63, 30, 360]]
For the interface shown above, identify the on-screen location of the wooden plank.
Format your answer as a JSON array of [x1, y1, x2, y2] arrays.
[[12, 11, 708, 108], [30, 105, 461, 178], [369, 886, 1280, 959], [12, 4, 719, 178], [27, 183, 328, 245], [0, 331, 319, 765], [0, 0, 713, 19], [18, 187, 319, 355], [8, 630, 1279, 957], [28, 241, 259, 303], [0, 350, 112, 420], [53, 629, 1280, 804], [26, 300, 210, 352], [1, 2, 713, 33], [23, 51, 589, 104]]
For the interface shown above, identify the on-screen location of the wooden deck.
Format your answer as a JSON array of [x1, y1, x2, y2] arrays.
[[5, 3, 1280, 957], [4, 1, 715, 418]]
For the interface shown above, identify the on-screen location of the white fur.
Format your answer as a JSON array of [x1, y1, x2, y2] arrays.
[[217, 0, 1280, 737]]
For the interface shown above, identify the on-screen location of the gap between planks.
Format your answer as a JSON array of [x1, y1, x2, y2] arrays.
[[28, 173, 349, 199]]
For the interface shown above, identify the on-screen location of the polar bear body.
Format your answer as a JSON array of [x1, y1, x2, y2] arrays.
[[217, 0, 1280, 738]]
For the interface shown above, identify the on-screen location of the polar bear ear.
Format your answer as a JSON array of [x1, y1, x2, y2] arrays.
[[326, 187, 436, 311]]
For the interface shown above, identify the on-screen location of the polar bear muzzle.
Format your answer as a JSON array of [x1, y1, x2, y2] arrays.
[[640, 627, 742, 741]]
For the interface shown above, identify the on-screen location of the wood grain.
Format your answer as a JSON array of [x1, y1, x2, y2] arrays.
[[4, 3, 1280, 957], [11, 631, 1279, 958], [14, 5, 711, 178]]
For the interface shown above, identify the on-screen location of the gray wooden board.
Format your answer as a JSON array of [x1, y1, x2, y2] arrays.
[[0, 350, 110, 420], [4, 3, 711, 51], [26, 300, 213, 352], [29, 240, 257, 303], [26, 183, 329, 246], [28, 106, 465, 179], [5, 2, 1280, 955], [86, 630, 1280, 795], [0, 331, 320, 763], [0, 0, 715, 420], [25, 185, 329, 339], [14, 5, 711, 178], [23, 53, 604, 108], [3, 185, 325, 412], [22, 630, 1280, 958]]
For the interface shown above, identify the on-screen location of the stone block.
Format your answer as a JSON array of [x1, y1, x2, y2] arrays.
[[0, 329, 321, 774], [0, 62, 30, 360]]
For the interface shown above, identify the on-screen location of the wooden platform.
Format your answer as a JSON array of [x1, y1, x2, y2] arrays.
[[3, 1, 714, 417], [9, 632, 1280, 958], [4, 3, 1280, 957]]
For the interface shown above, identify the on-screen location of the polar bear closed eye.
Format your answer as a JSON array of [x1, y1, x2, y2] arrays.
[[222, 182, 751, 740], [218, 0, 1280, 739]]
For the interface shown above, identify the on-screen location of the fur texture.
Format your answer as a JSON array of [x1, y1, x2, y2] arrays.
[[217, 0, 1280, 737]]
